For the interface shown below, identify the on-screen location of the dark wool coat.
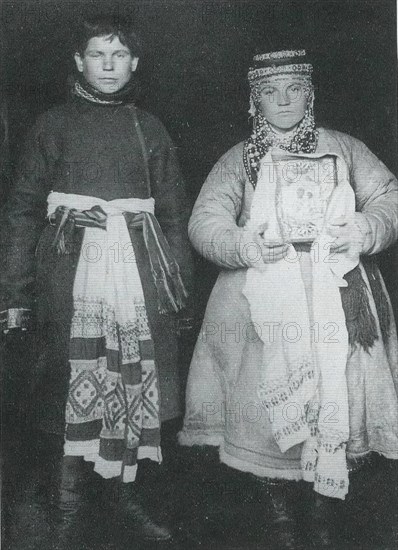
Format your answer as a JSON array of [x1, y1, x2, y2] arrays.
[[1, 96, 193, 434]]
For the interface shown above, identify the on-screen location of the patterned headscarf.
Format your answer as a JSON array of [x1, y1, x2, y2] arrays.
[[244, 50, 318, 187]]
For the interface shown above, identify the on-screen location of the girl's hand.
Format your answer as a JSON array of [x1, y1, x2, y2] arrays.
[[243, 223, 289, 265], [327, 214, 370, 253]]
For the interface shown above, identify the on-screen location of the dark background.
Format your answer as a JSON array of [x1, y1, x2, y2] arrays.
[[2, 0, 397, 317], [1, 6, 397, 548]]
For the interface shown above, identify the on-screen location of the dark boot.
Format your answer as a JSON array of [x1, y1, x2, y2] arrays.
[[347, 453, 372, 475], [53, 456, 87, 549], [261, 479, 299, 549], [306, 492, 337, 549], [106, 479, 172, 542]]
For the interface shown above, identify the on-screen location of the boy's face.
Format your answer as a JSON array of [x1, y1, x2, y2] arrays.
[[74, 35, 139, 94]]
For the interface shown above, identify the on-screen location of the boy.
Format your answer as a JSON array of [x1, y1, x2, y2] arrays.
[[1, 16, 193, 543]]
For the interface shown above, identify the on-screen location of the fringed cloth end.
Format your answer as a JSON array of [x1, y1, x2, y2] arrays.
[[49, 205, 188, 314], [341, 257, 391, 351], [141, 211, 188, 314]]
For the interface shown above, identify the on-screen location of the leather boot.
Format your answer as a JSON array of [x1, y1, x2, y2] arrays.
[[262, 480, 299, 549], [106, 479, 172, 542]]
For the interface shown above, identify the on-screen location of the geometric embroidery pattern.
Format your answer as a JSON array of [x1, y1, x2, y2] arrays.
[[65, 295, 161, 476], [66, 360, 107, 423]]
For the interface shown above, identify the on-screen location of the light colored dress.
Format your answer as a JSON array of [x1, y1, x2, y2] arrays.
[[179, 128, 398, 490]]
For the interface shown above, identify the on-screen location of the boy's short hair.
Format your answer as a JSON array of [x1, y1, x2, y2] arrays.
[[74, 16, 142, 58]]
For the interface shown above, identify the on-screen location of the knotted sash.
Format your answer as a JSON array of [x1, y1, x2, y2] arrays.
[[47, 192, 183, 481], [50, 195, 187, 315]]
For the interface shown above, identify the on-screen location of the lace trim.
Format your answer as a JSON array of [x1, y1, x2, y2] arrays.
[[273, 413, 308, 444], [71, 296, 151, 361], [258, 356, 315, 408], [314, 472, 347, 493]]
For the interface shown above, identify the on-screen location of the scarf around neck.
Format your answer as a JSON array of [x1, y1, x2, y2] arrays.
[[243, 110, 319, 189], [71, 73, 140, 105]]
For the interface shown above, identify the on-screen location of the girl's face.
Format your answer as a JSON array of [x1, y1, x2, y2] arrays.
[[258, 75, 309, 133]]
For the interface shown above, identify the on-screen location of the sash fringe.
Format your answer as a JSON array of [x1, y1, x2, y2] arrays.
[[341, 258, 391, 352], [50, 205, 187, 314]]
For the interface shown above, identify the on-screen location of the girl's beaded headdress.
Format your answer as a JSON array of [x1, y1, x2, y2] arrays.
[[248, 49, 313, 83], [244, 49, 318, 187]]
